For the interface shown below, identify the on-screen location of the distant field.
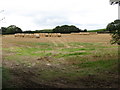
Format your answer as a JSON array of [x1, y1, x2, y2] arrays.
[[2, 34, 118, 88], [88, 29, 106, 32]]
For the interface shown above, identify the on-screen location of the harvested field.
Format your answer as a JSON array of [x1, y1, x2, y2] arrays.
[[2, 34, 119, 88], [14, 33, 61, 38]]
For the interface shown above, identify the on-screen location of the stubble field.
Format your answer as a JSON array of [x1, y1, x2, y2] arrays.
[[2, 34, 119, 88]]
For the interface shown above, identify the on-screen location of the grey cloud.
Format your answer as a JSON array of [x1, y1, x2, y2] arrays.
[[31, 11, 73, 27], [34, 16, 71, 27]]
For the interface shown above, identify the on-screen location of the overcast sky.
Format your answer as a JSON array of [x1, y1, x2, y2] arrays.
[[0, 0, 118, 31]]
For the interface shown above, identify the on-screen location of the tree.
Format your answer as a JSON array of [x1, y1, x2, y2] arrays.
[[23, 30, 33, 33], [106, 19, 120, 45], [110, 0, 120, 5], [6, 25, 22, 34], [0, 27, 7, 34], [53, 25, 81, 33], [83, 29, 87, 32]]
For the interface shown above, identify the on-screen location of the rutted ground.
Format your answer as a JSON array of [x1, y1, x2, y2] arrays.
[[2, 34, 119, 88]]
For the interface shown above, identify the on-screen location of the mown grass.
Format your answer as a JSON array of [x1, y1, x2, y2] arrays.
[[60, 48, 95, 52], [17, 42, 55, 48], [3, 41, 118, 60], [3, 40, 118, 59], [3, 47, 53, 56], [32, 42, 54, 46], [76, 59, 118, 70], [68, 42, 97, 46], [2, 40, 118, 88], [55, 52, 90, 58]]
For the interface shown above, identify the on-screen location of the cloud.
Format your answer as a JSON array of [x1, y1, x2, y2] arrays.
[[0, 0, 118, 30]]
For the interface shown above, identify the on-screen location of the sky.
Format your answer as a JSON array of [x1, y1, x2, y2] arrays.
[[0, 0, 118, 31]]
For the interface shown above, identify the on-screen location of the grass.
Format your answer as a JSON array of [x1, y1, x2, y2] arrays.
[[17, 42, 54, 47], [68, 42, 94, 46], [74, 59, 118, 77], [57, 43, 65, 47], [60, 48, 95, 52], [32, 42, 54, 46], [37, 58, 118, 81], [2, 67, 12, 88], [3, 47, 53, 56], [3, 42, 96, 58], [88, 29, 106, 32], [2, 67, 11, 80], [59, 52, 90, 57], [76, 59, 117, 69], [2, 37, 118, 88]]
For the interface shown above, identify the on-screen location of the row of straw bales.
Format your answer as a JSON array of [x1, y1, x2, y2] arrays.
[[71, 32, 97, 35], [89, 32, 97, 35], [14, 33, 61, 38]]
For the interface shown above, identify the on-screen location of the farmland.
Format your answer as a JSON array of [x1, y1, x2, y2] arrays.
[[2, 34, 119, 88]]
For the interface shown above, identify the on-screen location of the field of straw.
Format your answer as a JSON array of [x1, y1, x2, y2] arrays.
[[2, 34, 119, 88]]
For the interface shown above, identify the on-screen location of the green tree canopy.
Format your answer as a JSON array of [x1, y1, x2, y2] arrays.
[[106, 19, 120, 45], [6, 25, 22, 34], [53, 25, 81, 33], [0, 27, 7, 34], [1, 25, 22, 34]]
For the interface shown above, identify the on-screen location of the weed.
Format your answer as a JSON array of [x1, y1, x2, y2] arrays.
[[61, 48, 95, 52], [75, 59, 118, 73], [32, 42, 54, 46], [2, 67, 12, 87], [68, 42, 94, 46], [55, 52, 90, 58]]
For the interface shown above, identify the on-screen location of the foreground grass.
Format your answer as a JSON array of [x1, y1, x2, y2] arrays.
[[2, 40, 118, 88]]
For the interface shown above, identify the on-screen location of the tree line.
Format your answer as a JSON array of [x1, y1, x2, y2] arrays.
[[53, 25, 87, 33], [1, 20, 119, 45], [0, 25, 87, 35], [0, 25, 22, 34]]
